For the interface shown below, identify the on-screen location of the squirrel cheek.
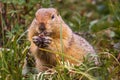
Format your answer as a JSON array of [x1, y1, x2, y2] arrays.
[[35, 27, 41, 34]]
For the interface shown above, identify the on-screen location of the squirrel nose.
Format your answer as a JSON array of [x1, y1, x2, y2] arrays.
[[39, 23, 46, 31]]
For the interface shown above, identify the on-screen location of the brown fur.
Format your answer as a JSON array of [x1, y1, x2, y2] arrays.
[[28, 8, 96, 72]]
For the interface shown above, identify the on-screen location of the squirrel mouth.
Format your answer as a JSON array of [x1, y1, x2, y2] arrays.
[[38, 31, 52, 37]]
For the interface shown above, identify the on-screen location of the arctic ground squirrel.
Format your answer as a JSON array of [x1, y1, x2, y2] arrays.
[[27, 8, 97, 72]]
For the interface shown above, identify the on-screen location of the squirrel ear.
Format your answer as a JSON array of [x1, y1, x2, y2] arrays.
[[36, 4, 42, 9], [55, 8, 59, 16], [39, 6, 42, 9], [56, 10, 59, 16]]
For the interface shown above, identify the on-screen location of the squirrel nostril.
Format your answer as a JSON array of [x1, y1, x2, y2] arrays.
[[39, 23, 46, 31]]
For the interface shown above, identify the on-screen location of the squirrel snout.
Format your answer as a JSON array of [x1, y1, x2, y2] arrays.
[[39, 23, 46, 31]]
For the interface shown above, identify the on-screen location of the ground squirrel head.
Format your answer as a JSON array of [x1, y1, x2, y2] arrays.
[[35, 8, 59, 23], [35, 8, 61, 37], [28, 8, 72, 41]]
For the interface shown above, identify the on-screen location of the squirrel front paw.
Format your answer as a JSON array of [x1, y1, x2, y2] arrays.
[[32, 36, 52, 48]]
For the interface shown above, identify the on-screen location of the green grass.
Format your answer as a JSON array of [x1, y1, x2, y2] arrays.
[[0, 0, 120, 80]]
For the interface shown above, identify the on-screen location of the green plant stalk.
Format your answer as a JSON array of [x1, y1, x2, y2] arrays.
[[0, 13, 9, 80], [1, 13, 5, 46], [16, 30, 28, 43], [109, 0, 120, 22], [59, 22, 65, 65], [71, 70, 96, 80], [79, 67, 99, 80], [99, 52, 120, 66]]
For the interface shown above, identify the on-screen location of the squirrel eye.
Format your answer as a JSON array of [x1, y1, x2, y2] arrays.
[[51, 15, 55, 19]]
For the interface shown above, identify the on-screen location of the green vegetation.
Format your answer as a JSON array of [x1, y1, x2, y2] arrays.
[[0, 0, 120, 80]]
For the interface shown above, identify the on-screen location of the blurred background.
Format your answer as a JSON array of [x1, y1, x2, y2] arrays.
[[0, 0, 120, 80]]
